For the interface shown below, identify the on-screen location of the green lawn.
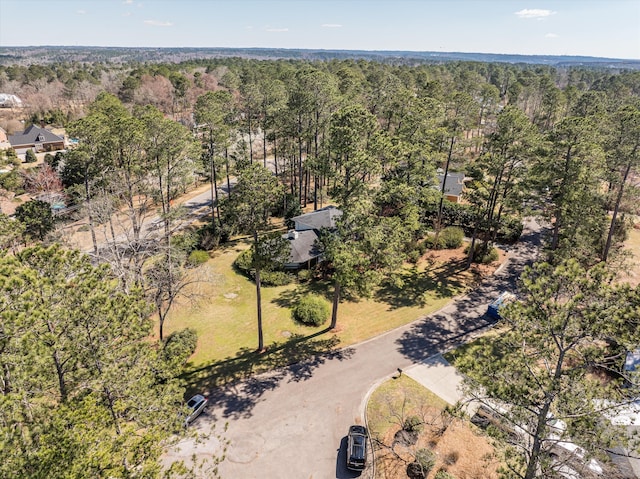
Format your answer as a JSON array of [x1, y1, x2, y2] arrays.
[[162, 239, 480, 392]]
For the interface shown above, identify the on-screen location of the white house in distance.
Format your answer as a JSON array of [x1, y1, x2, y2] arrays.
[[282, 205, 343, 270], [0, 93, 23, 108]]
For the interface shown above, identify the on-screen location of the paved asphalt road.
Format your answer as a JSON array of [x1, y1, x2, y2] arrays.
[[168, 218, 543, 479]]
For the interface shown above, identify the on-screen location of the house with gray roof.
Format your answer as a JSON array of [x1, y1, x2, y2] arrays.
[[436, 171, 467, 203], [282, 206, 342, 270], [8, 125, 65, 156], [0, 93, 22, 108], [290, 205, 342, 231]]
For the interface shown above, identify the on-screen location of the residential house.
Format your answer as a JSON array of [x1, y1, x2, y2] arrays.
[[282, 205, 343, 270], [436, 171, 466, 203], [8, 124, 65, 156], [0, 93, 22, 108]]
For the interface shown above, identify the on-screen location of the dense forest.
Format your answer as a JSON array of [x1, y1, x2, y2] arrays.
[[1, 53, 640, 478]]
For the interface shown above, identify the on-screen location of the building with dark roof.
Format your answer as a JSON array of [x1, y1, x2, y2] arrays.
[[282, 206, 342, 270], [290, 205, 342, 231], [8, 125, 65, 155], [436, 171, 466, 203]]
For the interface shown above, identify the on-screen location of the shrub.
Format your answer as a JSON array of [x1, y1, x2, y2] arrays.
[[407, 249, 421, 264], [297, 269, 312, 282], [403, 415, 424, 433], [497, 216, 523, 243], [480, 247, 499, 264], [464, 243, 499, 264], [292, 294, 330, 326], [443, 451, 459, 465], [424, 234, 445, 250], [196, 223, 231, 250], [260, 270, 293, 286], [435, 470, 456, 479], [187, 250, 209, 266], [407, 449, 436, 479], [172, 231, 198, 254], [163, 328, 198, 361], [441, 226, 464, 249], [234, 248, 254, 276], [25, 149, 37, 163]]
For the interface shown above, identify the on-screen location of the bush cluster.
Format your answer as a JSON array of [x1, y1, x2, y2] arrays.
[[423, 199, 522, 243], [403, 415, 424, 433], [464, 243, 499, 264], [292, 294, 330, 326], [195, 223, 232, 250], [25, 149, 37, 163], [187, 250, 209, 266], [407, 448, 436, 479], [233, 248, 254, 275], [297, 269, 312, 282], [260, 270, 292, 286], [440, 226, 464, 249], [233, 249, 294, 286]]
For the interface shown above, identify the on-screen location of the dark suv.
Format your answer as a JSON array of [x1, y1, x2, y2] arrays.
[[346, 425, 368, 471]]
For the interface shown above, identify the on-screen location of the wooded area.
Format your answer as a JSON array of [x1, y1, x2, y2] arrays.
[[0, 55, 639, 478]]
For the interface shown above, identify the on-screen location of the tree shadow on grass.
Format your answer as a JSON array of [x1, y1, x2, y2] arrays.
[[375, 258, 472, 310], [180, 329, 354, 420], [270, 279, 337, 309]]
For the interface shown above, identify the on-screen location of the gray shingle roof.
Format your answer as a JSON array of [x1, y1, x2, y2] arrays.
[[436, 172, 466, 198], [282, 230, 322, 266], [8, 125, 64, 148], [291, 205, 342, 231]]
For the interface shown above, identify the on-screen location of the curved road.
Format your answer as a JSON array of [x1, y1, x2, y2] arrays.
[[171, 219, 542, 479]]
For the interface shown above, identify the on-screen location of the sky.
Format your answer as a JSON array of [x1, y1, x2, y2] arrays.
[[1, 0, 639, 60]]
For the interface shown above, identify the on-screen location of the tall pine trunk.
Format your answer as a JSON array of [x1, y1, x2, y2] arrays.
[[254, 231, 264, 351], [435, 135, 456, 241], [603, 156, 634, 261], [330, 281, 341, 329]]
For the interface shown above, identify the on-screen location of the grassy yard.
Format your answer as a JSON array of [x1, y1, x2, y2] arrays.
[[161, 238, 490, 391], [366, 375, 500, 479]]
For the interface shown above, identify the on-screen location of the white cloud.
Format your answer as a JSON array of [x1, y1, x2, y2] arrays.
[[76, 9, 86, 15], [122, 12, 132, 17], [265, 27, 289, 32], [321, 23, 343, 28], [122, 0, 134, 4], [545, 33, 559, 38], [514, 9, 556, 19], [144, 20, 173, 27]]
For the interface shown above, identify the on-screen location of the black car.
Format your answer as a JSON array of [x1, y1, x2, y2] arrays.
[[346, 425, 368, 471]]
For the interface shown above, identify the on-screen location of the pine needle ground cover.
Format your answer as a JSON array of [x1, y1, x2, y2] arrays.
[[366, 375, 501, 479]]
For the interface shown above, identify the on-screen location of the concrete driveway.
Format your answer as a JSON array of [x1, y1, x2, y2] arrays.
[[165, 219, 543, 478]]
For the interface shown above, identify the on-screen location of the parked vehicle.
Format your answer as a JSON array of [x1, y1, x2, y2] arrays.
[[487, 291, 516, 319], [184, 394, 208, 427], [346, 425, 368, 471], [471, 401, 603, 477]]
